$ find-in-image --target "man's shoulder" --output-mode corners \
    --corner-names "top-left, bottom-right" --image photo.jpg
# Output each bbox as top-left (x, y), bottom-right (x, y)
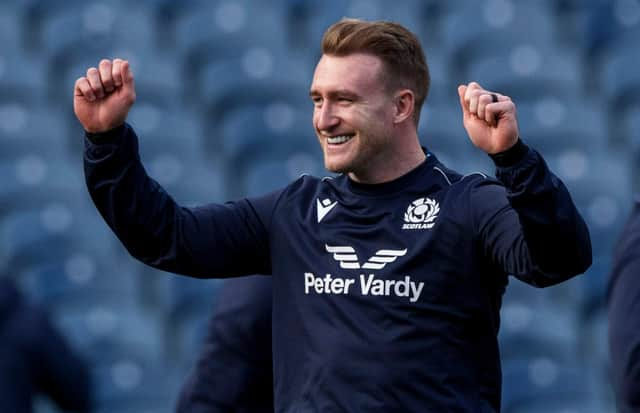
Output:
top-left (269, 173), bottom-right (343, 211)
top-left (431, 160), bottom-right (500, 191)
top-left (281, 173), bottom-right (342, 195)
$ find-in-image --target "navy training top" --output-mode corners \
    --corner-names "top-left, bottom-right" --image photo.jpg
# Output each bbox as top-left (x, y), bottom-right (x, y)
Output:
top-left (84, 124), bottom-right (591, 412)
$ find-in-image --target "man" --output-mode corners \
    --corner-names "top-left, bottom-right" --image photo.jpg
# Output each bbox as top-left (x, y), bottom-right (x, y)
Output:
top-left (608, 197), bottom-right (640, 412)
top-left (0, 276), bottom-right (93, 412)
top-left (74, 19), bottom-right (591, 412)
top-left (176, 276), bottom-right (273, 413)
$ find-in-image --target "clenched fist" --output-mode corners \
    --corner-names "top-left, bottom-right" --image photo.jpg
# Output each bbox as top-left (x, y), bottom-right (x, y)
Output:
top-left (73, 58), bottom-right (136, 133)
top-left (458, 82), bottom-right (519, 155)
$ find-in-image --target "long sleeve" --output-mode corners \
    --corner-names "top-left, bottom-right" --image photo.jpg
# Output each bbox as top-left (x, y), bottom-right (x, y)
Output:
top-left (83, 124), bottom-right (275, 278)
top-left (473, 145), bottom-right (592, 287)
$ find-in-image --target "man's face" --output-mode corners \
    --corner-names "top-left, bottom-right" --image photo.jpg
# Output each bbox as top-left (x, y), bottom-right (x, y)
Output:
top-left (309, 53), bottom-right (397, 180)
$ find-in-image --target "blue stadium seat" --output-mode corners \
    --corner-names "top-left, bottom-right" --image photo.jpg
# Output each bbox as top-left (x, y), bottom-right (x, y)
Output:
top-left (21, 0), bottom-right (94, 49)
top-left (218, 103), bottom-right (320, 196)
top-left (516, 97), bottom-right (606, 154)
top-left (0, 53), bottom-right (48, 104)
top-left (221, 104), bottom-right (315, 158)
top-left (420, 49), bottom-right (455, 106)
top-left (90, 338), bottom-right (179, 412)
top-left (419, 103), bottom-right (473, 159)
top-left (195, 51), bottom-right (311, 118)
top-left (580, 3), bottom-right (640, 63)
top-left (38, 2), bottom-right (156, 59)
top-left (0, 207), bottom-right (73, 268)
top-left (549, 0), bottom-right (612, 55)
top-left (499, 298), bottom-right (579, 360)
top-left (0, 153), bottom-right (85, 216)
top-left (126, 104), bottom-right (224, 203)
top-left (130, 105), bottom-right (202, 154)
top-left (552, 152), bottom-right (632, 253)
top-left (0, 104), bottom-right (68, 155)
top-left (600, 42), bottom-right (640, 148)
top-left (466, 47), bottom-right (583, 103)
top-left (442, 2), bottom-right (558, 79)
top-left (244, 154), bottom-right (324, 198)
top-left (502, 358), bottom-right (602, 413)
top-left (0, 3), bottom-right (23, 54)
top-left (174, 0), bottom-right (290, 80)
top-left (601, 42), bottom-right (640, 110)
top-left (621, 104), bottom-right (640, 148)
top-left (55, 293), bottom-right (163, 359)
top-left (499, 331), bottom-right (579, 367)
top-left (20, 251), bottom-right (134, 308)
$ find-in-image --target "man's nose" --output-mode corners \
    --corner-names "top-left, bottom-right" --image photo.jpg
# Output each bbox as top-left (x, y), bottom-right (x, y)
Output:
top-left (315, 103), bottom-right (340, 132)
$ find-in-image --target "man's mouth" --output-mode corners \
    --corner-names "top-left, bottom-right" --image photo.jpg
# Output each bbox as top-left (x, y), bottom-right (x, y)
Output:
top-left (327, 135), bottom-right (354, 144)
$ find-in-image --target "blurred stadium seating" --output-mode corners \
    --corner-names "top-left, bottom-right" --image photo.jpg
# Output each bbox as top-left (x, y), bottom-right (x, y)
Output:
top-left (0, 0), bottom-right (634, 411)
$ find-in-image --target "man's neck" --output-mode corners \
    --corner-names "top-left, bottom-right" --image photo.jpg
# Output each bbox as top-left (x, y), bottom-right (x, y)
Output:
top-left (348, 134), bottom-right (426, 184)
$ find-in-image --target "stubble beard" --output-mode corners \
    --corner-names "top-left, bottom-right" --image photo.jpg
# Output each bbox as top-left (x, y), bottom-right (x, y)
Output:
top-left (323, 132), bottom-right (390, 180)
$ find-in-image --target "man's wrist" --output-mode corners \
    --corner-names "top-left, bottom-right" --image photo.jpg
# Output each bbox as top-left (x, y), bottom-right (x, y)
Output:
top-left (85, 123), bottom-right (126, 144)
top-left (489, 138), bottom-right (529, 168)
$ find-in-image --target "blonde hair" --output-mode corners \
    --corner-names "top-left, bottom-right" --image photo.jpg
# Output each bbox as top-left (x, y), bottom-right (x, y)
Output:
top-left (321, 18), bottom-right (430, 124)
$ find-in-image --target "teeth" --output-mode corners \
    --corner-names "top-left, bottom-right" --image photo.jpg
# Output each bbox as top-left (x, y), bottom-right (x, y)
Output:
top-left (327, 135), bottom-right (352, 144)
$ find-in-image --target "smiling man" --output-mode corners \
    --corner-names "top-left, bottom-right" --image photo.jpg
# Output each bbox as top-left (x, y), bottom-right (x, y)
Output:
top-left (76, 19), bottom-right (591, 412)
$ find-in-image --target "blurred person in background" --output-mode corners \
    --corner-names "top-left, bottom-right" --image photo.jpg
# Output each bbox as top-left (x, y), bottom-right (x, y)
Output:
top-left (608, 196), bottom-right (640, 413)
top-left (176, 276), bottom-right (273, 413)
top-left (0, 275), bottom-right (93, 412)
top-left (74, 18), bottom-right (591, 412)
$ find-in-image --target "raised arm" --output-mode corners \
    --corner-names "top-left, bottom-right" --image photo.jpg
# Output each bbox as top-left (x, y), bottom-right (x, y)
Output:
top-left (458, 82), bottom-right (592, 286)
top-left (75, 60), bottom-right (273, 278)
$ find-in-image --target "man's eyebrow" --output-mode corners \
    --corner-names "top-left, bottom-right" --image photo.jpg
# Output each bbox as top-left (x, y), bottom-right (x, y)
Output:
top-left (309, 89), bottom-right (359, 99)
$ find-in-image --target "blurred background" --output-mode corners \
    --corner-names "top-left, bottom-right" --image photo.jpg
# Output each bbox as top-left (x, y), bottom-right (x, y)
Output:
top-left (0, 0), bottom-right (638, 411)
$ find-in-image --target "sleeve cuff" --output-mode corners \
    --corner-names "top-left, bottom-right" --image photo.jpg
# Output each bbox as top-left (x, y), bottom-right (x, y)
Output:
top-left (85, 123), bottom-right (126, 145)
top-left (489, 138), bottom-right (529, 168)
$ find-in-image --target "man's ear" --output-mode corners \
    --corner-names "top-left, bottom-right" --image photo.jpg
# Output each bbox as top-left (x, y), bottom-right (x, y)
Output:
top-left (393, 89), bottom-right (415, 124)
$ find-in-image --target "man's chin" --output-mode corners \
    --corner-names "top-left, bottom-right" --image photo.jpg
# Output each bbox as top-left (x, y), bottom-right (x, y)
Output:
top-left (323, 154), bottom-right (346, 173)
top-left (324, 163), bottom-right (346, 174)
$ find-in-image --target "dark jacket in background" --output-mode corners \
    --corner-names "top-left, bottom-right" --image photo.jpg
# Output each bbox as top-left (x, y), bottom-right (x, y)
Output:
top-left (609, 198), bottom-right (640, 413)
top-left (0, 277), bottom-right (93, 412)
top-left (176, 276), bottom-right (273, 413)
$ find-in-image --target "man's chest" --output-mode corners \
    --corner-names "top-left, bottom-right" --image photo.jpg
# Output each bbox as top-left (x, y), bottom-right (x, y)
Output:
top-left (269, 190), bottom-right (478, 306)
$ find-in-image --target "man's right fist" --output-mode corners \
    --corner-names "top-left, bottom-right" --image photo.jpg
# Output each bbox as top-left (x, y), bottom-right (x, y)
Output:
top-left (73, 58), bottom-right (136, 133)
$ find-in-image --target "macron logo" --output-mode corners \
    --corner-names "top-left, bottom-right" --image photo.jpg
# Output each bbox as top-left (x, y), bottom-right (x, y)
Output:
top-left (317, 198), bottom-right (338, 223)
top-left (325, 245), bottom-right (407, 270)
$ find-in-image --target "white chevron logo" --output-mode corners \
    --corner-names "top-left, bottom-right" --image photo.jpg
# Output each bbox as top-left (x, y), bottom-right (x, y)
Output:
top-left (317, 198), bottom-right (338, 223)
top-left (325, 245), bottom-right (407, 270)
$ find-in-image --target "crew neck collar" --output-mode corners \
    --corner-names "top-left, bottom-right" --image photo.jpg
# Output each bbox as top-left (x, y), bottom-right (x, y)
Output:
top-left (345, 149), bottom-right (437, 196)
